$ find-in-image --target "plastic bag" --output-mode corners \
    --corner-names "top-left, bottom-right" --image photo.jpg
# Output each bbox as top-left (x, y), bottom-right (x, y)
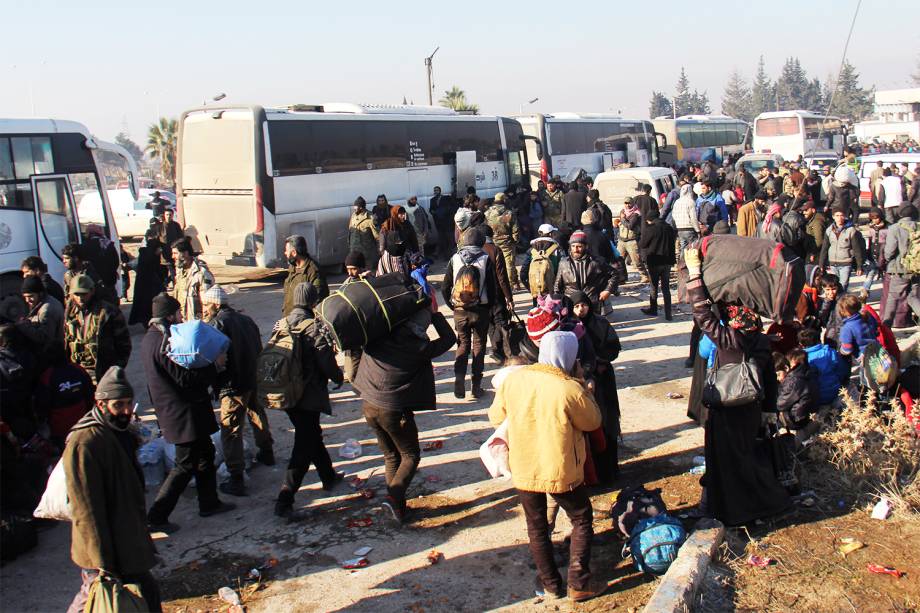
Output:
top-left (479, 421), bottom-right (511, 478)
top-left (33, 459), bottom-right (71, 521)
top-left (137, 438), bottom-right (166, 488)
top-left (167, 320), bottom-right (230, 369)
top-left (339, 439), bottom-right (362, 459)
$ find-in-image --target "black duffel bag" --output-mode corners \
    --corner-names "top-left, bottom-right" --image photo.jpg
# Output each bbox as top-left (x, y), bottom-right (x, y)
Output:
top-left (317, 273), bottom-right (429, 351)
top-left (702, 358), bottom-right (765, 409)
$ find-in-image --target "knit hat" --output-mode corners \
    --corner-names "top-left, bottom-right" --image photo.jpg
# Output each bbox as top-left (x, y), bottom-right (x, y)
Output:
top-left (526, 306), bottom-right (561, 342)
top-left (70, 274), bottom-right (95, 295)
top-left (569, 230), bottom-right (587, 245)
top-left (454, 208), bottom-right (472, 230)
top-left (21, 276), bottom-right (44, 295)
top-left (151, 293), bottom-right (181, 319)
top-left (95, 366), bottom-right (134, 400)
top-left (538, 223), bottom-right (557, 235)
top-left (537, 330), bottom-right (579, 373)
top-left (294, 282), bottom-right (319, 309)
top-left (345, 251), bottom-right (366, 268)
top-left (202, 285), bottom-right (228, 306)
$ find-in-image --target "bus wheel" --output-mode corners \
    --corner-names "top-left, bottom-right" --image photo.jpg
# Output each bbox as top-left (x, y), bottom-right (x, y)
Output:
top-left (0, 273), bottom-right (27, 323)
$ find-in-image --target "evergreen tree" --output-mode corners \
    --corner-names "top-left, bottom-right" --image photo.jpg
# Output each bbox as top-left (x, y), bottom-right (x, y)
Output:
top-left (721, 69), bottom-right (753, 122)
top-left (690, 90), bottom-right (711, 115)
top-left (802, 77), bottom-right (826, 113)
top-left (674, 67), bottom-right (693, 116)
top-left (828, 60), bottom-right (874, 122)
top-left (648, 91), bottom-right (673, 118)
top-left (114, 132), bottom-right (143, 163)
top-left (751, 56), bottom-right (774, 117)
top-left (775, 57), bottom-right (811, 110)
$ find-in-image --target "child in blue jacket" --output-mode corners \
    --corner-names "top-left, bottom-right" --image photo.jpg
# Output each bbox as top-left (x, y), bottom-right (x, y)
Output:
top-left (797, 327), bottom-right (847, 406)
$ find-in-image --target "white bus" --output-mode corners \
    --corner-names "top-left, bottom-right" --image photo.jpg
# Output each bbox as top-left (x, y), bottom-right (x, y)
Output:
top-left (516, 113), bottom-right (664, 188)
top-left (752, 110), bottom-right (846, 161)
top-left (0, 119), bottom-right (131, 316)
top-left (652, 115), bottom-right (750, 165)
top-left (177, 103), bottom-right (529, 268)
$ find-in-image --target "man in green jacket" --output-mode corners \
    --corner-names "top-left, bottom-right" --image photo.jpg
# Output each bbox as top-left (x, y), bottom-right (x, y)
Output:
top-left (282, 235), bottom-right (328, 317)
top-left (64, 366), bottom-right (161, 612)
top-left (64, 275), bottom-right (132, 385)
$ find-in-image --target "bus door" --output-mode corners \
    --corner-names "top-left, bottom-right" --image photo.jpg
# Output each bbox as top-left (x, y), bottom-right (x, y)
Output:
top-left (29, 174), bottom-right (80, 282)
top-left (455, 151), bottom-right (476, 195)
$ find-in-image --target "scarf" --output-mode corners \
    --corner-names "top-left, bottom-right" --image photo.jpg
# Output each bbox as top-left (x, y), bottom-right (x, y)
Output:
top-left (622, 202), bottom-right (639, 220)
top-left (762, 203), bottom-right (783, 235)
top-left (726, 305), bottom-right (762, 332)
top-left (537, 330), bottom-right (578, 373)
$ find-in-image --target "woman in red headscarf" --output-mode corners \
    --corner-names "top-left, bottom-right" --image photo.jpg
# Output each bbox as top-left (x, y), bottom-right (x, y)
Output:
top-left (379, 205), bottom-right (419, 255)
top-left (683, 247), bottom-right (790, 526)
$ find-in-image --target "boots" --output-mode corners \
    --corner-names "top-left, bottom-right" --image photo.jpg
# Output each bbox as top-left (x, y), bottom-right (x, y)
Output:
top-left (471, 376), bottom-right (484, 399)
top-left (454, 378), bottom-right (465, 399)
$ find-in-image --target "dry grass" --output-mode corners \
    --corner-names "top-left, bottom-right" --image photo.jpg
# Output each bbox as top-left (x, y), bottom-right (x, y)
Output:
top-left (805, 393), bottom-right (920, 517)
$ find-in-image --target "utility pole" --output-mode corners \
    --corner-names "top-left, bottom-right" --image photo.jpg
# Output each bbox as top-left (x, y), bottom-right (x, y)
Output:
top-left (424, 46), bottom-right (439, 106)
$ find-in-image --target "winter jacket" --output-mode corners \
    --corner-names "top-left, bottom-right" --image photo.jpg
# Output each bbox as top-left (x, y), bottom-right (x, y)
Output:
top-left (63, 297), bottom-right (132, 385)
top-left (553, 254), bottom-right (617, 306)
top-left (353, 311), bottom-right (456, 412)
top-left (826, 182), bottom-right (859, 212)
top-left (284, 313), bottom-right (343, 415)
top-left (173, 258), bottom-right (214, 321)
top-left (406, 204), bottom-right (431, 238)
top-left (488, 363), bottom-right (602, 494)
top-left (757, 219), bottom-right (783, 242)
top-left (582, 223), bottom-right (614, 264)
top-left (482, 241), bottom-right (513, 304)
top-left (805, 212), bottom-right (828, 262)
top-left (736, 202), bottom-right (762, 238)
top-left (562, 190), bottom-right (587, 227)
top-left (780, 209), bottom-right (808, 258)
top-left (282, 257), bottom-right (328, 317)
top-left (638, 219), bottom-right (677, 267)
top-left (141, 320), bottom-right (218, 445)
top-left (839, 313), bottom-right (878, 358)
top-left (776, 364), bottom-right (817, 425)
top-left (63, 410), bottom-right (156, 575)
top-left (817, 297), bottom-right (843, 349)
top-left (634, 194), bottom-right (658, 222)
top-left (804, 343), bottom-right (848, 405)
top-left (33, 360), bottom-right (94, 442)
top-left (735, 169), bottom-right (759, 200)
top-left (209, 306), bottom-right (262, 397)
top-left (348, 209), bottom-right (379, 265)
top-left (671, 186), bottom-right (700, 232)
top-left (818, 222), bottom-right (865, 268)
top-left (18, 294), bottom-right (64, 352)
top-left (865, 223), bottom-right (888, 266)
top-left (429, 194), bottom-right (457, 226)
top-left (884, 219), bottom-right (917, 275)
top-left (543, 190), bottom-right (564, 226)
top-left (442, 246), bottom-right (498, 309)
top-left (695, 193), bottom-right (722, 232)
top-left (485, 203), bottom-right (519, 244)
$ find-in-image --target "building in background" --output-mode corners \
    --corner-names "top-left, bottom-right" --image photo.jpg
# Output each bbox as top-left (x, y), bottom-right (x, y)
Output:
top-left (852, 88), bottom-right (920, 143)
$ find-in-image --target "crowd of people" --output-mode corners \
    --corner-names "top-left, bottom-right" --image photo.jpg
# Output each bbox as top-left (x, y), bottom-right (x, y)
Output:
top-left (1, 146), bottom-right (919, 608)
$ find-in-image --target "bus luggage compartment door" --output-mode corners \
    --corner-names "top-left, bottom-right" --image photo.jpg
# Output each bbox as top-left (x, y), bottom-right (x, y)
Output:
top-left (455, 151), bottom-right (476, 196)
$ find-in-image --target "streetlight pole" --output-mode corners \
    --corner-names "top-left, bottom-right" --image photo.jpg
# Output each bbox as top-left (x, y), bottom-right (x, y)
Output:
top-left (424, 47), bottom-right (439, 106)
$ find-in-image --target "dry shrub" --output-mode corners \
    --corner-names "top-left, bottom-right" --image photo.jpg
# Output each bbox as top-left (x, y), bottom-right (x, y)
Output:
top-left (805, 393), bottom-right (920, 515)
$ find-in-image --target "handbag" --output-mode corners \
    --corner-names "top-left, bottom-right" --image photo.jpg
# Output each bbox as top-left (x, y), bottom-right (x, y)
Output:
top-left (702, 358), bottom-right (765, 409)
top-left (84, 573), bottom-right (148, 613)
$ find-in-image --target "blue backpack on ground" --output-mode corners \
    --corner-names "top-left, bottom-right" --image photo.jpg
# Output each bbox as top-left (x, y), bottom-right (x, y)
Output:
top-left (168, 320), bottom-right (230, 368)
top-left (625, 514), bottom-right (687, 575)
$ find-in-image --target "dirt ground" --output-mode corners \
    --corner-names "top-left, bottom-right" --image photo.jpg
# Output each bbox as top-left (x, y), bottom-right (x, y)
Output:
top-left (0, 259), bottom-right (915, 612)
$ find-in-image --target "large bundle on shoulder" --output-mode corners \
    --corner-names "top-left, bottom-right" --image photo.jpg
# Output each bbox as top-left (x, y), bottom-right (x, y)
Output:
top-left (167, 320), bottom-right (230, 368)
top-left (317, 273), bottom-right (429, 351)
top-left (684, 234), bottom-right (805, 322)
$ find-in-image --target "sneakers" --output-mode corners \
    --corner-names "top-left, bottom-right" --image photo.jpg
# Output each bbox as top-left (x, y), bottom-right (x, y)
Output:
top-left (219, 476), bottom-right (247, 497)
top-left (255, 448), bottom-right (276, 467)
top-left (322, 472), bottom-right (345, 491)
top-left (567, 584), bottom-right (608, 602)
top-left (453, 379), bottom-right (465, 399)
top-left (199, 501), bottom-right (237, 518)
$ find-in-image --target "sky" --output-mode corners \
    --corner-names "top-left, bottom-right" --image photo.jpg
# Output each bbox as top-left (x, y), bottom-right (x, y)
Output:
top-left (3, 0), bottom-right (918, 147)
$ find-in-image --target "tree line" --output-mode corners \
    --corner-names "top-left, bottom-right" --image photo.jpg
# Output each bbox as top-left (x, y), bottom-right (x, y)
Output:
top-left (649, 57), bottom-right (874, 124)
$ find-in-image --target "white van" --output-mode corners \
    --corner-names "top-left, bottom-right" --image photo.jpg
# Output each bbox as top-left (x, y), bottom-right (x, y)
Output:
top-left (856, 153), bottom-right (920, 204)
top-left (593, 167), bottom-right (679, 217)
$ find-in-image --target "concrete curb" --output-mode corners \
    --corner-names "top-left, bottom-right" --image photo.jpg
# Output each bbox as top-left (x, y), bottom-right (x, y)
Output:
top-left (642, 518), bottom-right (725, 613)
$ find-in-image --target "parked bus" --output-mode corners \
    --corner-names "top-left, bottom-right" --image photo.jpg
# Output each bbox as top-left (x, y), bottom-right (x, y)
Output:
top-left (515, 113), bottom-right (664, 188)
top-left (752, 110), bottom-right (846, 161)
top-left (652, 115), bottom-right (749, 165)
top-left (177, 103), bottom-right (529, 268)
top-left (0, 118), bottom-right (132, 317)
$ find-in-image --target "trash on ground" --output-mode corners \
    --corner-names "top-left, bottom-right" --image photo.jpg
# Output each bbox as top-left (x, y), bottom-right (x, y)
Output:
top-left (347, 517), bottom-right (373, 528)
top-left (348, 476), bottom-right (367, 489)
top-left (339, 439), bottom-right (362, 459)
top-left (665, 392), bottom-right (684, 399)
top-left (838, 540), bottom-right (865, 556)
top-left (689, 465), bottom-right (706, 475)
top-left (260, 557), bottom-right (278, 570)
top-left (218, 586), bottom-right (241, 606)
top-left (866, 563), bottom-right (905, 578)
top-left (358, 488), bottom-right (375, 499)
top-left (423, 440), bottom-right (444, 451)
top-left (871, 497), bottom-right (892, 520)
top-left (342, 556), bottom-right (369, 569)
top-left (353, 546), bottom-right (373, 556)
top-left (248, 568), bottom-right (261, 580)
top-left (427, 550), bottom-right (443, 565)
top-left (747, 555), bottom-right (776, 568)
top-left (426, 475), bottom-right (441, 483)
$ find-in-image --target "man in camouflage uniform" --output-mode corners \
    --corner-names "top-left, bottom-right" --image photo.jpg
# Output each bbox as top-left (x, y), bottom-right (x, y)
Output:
top-left (64, 274), bottom-right (132, 385)
top-left (171, 238), bottom-right (215, 322)
top-left (348, 197), bottom-right (379, 272)
top-left (62, 243), bottom-right (117, 307)
top-left (486, 193), bottom-right (521, 289)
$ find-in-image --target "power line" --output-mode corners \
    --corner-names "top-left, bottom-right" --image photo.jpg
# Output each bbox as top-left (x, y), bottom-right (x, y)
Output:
top-left (817, 0), bottom-right (862, 148)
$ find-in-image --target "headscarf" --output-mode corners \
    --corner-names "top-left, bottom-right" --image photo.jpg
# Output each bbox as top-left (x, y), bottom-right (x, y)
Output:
top-left (381, 206), bottom-right (405, 232)
top-left (761, 203), bottom-right (783, 235)
top-left (622, 198), bottom-right (639, 220)
top-left (537, 330), bottom-right (579, 373)
top-left (726, 305), bottom-right (762, 333)
top-left (569, 291), bottom-right (591, 308)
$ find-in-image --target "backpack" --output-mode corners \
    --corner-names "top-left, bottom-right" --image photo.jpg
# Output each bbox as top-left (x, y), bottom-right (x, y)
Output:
top-left (451, 253), bottom-right (488, 309)
top-left (610, 485), bottom-right (669, 539)
top-left (897, 222), bottom-right (920, 275)
top-left (528, 244), bottom-right (558, 298)
top-left (625, 514), bottom-right (687, 575)
top-left (255, 319), bottom-right (308, 410)
top-left (862, 341), bottom-right (898, 393)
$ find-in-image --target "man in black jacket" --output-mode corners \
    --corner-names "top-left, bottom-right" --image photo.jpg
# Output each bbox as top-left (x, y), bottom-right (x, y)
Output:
top-left (562, 183), bottom-right (587, 230)
top-left (553, 231), bottom-right (616, 313)
top-left (429, 186), bottom-right (458, 259)
top-left (143, 293), bottom-right (235, 530)
top-left (353, 309), bottom-right (456, 523)
top-left (442, 230), bottom-right (498, 399)
top-left (638, 210), bottom-right (676, 320)
top-left (633, 183), bottom-right (659, 223)
top-left (203, 286), bottom-right (274, 497)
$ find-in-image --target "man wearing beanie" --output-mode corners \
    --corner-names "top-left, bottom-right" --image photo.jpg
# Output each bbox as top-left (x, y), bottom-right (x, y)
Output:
top-left (203, 286), bottom-right (275, 496)
top-left (63, 366), bottom-right (162, 612)
top-left (18, 274), bottom-right (64, 353)
top-left (882, 204), bottom-right (920, 326)
top-left (553, 231), bottom-right (617, 313)
top-left (142, 292), bottom-right (234, 529)
top-left (63, 274), bottom-right (132, 385)
top-left (638, 209), bottom-right (676, 320)
top-left (349, 196), bottom-right (379, 272)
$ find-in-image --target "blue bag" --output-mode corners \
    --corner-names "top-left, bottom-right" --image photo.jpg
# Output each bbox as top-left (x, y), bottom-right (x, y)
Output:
top-left (625, 514), bottom-right (687, 575)
top-left (167, 321), bottom-right (230, 368)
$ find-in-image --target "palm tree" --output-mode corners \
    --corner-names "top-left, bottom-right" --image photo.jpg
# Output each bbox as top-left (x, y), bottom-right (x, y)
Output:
top-left (438, 86), bottom-right (479, 114)
top-left (146, 117), bottom-right (178, 187)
